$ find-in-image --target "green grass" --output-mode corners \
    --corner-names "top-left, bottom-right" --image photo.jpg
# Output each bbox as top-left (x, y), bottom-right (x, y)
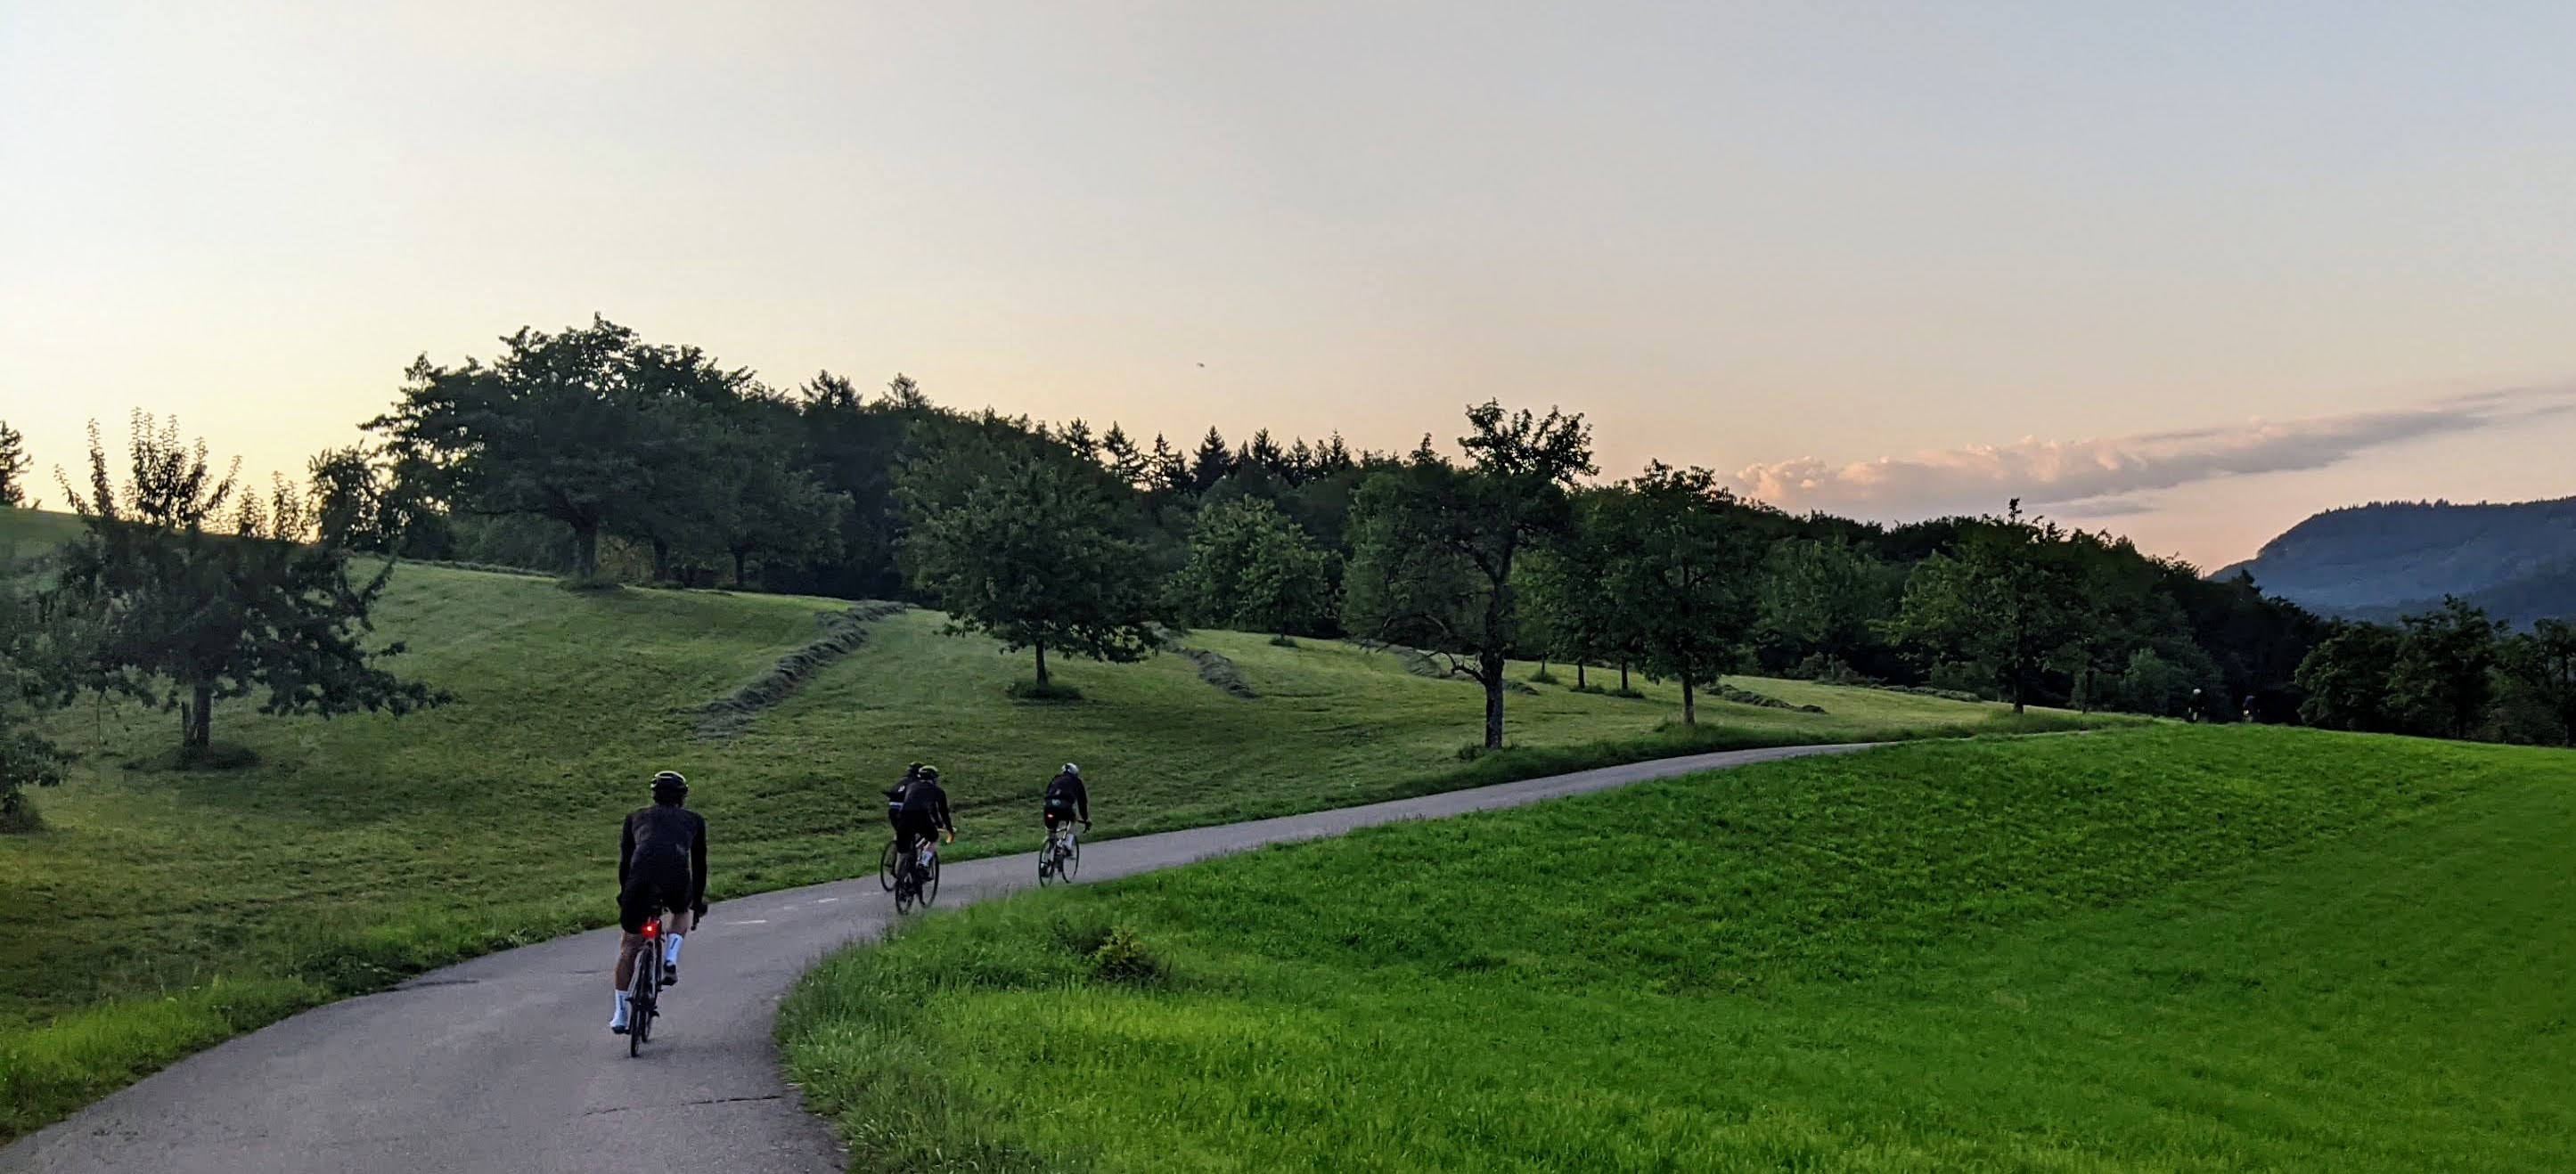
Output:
top-left (778, 726), bottom-right (2576, 1172)
top-left (0, 507), bottom-right (2109, 1140)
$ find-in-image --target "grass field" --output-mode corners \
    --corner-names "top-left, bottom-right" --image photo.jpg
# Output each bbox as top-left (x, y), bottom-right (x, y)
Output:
top-left (0, 508), bottom-right (2100, 1140)
top-left (779, 726), bottom-right (2576, 1172)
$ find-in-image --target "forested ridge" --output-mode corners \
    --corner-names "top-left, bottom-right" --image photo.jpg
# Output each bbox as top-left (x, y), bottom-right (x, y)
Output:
top-left (2220, 496), bottom-right (2576, 623)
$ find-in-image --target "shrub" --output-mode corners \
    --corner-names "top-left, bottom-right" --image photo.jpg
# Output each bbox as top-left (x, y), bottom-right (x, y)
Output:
top-left (1531, 666), bottom-right (1561, 685)
top-left (1269, 633), bottom-right (1300, 648)
top-left (1007, 679), bottom-right (1084, 702)
top-left (1088, 925), bottom-right (1165, 985)
top-left (1791, 654), bottom-right (1876, 686)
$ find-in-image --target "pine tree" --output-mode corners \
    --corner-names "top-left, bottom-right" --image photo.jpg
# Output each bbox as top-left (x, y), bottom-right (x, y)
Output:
top-left (0, 420), bottom-right (30, 508)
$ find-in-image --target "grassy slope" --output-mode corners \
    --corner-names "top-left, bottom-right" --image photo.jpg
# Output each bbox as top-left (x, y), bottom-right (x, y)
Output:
top-left (0, 507), bottom-right (2088, 1138)
top-left (779, 726), bottom-right (2576, 1172)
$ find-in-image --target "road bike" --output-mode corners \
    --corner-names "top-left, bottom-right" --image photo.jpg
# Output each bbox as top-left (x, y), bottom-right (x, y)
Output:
top-left (626, 916), bottom-right (668, 1056)
top-left (893, 836), bottom-right (941, 913)
top-left (1038, 820), bottom-right (1082, 885)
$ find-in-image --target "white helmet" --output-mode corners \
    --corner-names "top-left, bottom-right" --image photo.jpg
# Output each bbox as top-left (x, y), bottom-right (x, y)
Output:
top-left (1061, 762), bottom-right (1080, 776)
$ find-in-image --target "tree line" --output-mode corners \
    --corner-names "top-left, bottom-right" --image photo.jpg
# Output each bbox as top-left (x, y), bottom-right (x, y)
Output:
top-left (2294, 599), bottom-right (2576, 746)
top-left (308, 318), bottom-right (2337, 745)
top-left (5, 313), bottom-right (2560, 825)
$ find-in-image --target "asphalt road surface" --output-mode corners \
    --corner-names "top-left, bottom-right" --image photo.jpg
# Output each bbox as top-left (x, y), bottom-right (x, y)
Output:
top-left (3, 741), bottom-right (1875, 1174)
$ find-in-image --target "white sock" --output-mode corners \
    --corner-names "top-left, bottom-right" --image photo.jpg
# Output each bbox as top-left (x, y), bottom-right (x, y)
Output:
top-left (611, 991), bottom-right (631, 1027)
top-left (664, 934), bottom-right (683, 967)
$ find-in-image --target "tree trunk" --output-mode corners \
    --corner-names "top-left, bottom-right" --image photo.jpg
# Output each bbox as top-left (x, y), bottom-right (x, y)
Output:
top-left (651, 538), bottom-right (673, 583)
top-left (1034, 641), bottom-right (1050, 686)
top-left (573, 523), bottom-right (600, 581)
top-left (732, 550), bottom-right (749, 587)
top-left (1619, 660), bottom-right (1631, 692)
top-left (1577, 663), bottom-right (1588, 689)
top-left (1481, 652), bottom-right (1506, 748)
top-left (1681, 673), bottom-right (1697, 725)
top-left (186, 681), bottom-right (213, 751)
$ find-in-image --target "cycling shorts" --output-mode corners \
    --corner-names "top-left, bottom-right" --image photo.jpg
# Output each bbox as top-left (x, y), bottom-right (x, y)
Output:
top-left (618, 868), bottom-right (691, 934)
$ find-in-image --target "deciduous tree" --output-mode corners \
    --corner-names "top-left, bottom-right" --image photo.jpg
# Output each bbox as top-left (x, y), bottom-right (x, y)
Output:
top-left (55, 415), bottom-right (445, 756)
top-left (1608, 464), bottom-right (1762, 724)
top-left (2387, 597), bottom-right (2498, 738)
top-left (367, 317), bottom-right (739, 582)
top-left (1166, 497), bottom-right (1336, 634)
top-left (897, 417), bottom-right (1160, 687)
top-left (1886, 501), bottom-right (2085, 713)
top-left (1344, 402), bottom-right (1593, 747)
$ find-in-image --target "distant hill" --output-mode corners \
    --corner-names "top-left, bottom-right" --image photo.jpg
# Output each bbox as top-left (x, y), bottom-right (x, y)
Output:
top-left (2216, 497), bottom-right (2576, 624)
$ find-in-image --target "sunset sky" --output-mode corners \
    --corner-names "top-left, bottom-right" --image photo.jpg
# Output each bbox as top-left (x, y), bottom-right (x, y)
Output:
top-left (6, 2), bottom-right (2575, 568)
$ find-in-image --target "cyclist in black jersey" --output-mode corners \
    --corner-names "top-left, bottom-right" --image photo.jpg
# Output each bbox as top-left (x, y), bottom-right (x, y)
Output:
top-left (894, 765), bottom-right (953, 873)
top-left (1043, 762), bottom-right (1090, 833)
top-left (611, 771), bottom-right (707, 1035)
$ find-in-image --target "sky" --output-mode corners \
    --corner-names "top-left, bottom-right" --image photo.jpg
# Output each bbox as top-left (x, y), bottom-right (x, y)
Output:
top-left (5, 1), bottom-right (2575, 569)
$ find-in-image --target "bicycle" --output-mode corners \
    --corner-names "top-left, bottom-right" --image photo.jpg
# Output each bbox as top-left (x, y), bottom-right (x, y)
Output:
top-left (1038, 820), bottom-right (1083, 885)
top-left (626, 915), bottom-right (668, 1056)
top-left (893, 835), bottom-right (941, 913)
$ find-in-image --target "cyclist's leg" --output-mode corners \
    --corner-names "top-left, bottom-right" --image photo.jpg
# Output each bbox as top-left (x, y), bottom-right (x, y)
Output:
top-left (611, 888), bottom-right (650, 1030)
top-left (659, 885), bottom-right (693, 974)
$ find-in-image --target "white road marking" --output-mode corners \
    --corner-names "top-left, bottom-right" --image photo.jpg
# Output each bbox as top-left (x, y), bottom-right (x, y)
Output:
top-left (726, 919), bottom-right (771, 925)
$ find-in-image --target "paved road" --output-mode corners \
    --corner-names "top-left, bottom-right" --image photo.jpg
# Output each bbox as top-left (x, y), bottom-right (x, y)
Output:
top-left (3, 742), bottom-right (1876, 1174)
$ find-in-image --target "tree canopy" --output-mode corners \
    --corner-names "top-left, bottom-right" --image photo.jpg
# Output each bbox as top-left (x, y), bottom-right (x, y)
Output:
top-left (896, 416), bottom-right (1161, 687)
top-left (53, 415), bottom-right (446, 756)
top-left (1345, 402), bottom-right (1594, 748)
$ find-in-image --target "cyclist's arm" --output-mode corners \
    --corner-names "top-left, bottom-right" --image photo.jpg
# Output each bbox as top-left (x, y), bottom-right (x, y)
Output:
top-left (936, 790), bottom-right (953, 833)
top-left (617, 814), bottom-right (634, 890)
top-left (689, 817), bottom-right (709, 913)
top-left (1075, 779), bottom-right (1089, 823)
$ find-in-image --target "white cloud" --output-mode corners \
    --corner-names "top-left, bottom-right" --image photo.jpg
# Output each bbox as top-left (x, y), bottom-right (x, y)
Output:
top-left (1730, 385), bottom-right (2576, 520)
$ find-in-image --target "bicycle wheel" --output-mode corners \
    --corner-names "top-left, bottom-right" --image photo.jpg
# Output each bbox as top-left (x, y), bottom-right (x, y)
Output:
top-left (1061, 837), bottom-right (1079, 883)
top-left (894, 860), bottom-right (917, 914)
top-left (1039, 835), bottom-right (1060, 885)
top-left (879, 839), bottom-right (900, 891)
top-left (920, 853), bottom-right (940, 908)
top-left (627, 954), bottom-right (652, 1056)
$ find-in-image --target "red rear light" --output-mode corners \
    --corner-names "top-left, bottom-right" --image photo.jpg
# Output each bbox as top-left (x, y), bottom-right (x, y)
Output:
top-left (642, 920), bottom-right (659, 938)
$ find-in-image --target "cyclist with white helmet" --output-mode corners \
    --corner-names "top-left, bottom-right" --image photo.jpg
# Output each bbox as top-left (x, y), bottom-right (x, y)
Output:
top-left (1043, 762), bottom-right (1091, 836)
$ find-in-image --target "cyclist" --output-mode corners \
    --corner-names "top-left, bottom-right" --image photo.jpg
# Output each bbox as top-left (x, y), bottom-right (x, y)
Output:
top-left (612, 770), bottom-right (707, 1035)
top-left (1043, 762), bottom-right (1091, 840)
top-left (894, 764), bottom-right (953, 881)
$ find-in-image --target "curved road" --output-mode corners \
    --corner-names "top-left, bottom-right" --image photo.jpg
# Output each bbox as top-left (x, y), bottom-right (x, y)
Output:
top-left (3, 742), bottom-right (1873, 1174)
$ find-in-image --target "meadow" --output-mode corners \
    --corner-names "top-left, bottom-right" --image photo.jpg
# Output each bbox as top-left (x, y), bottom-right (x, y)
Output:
top-left (0, 509), bottom-right (2094, 1139)
top-left (780, 725), bottom-right (2576, 1172)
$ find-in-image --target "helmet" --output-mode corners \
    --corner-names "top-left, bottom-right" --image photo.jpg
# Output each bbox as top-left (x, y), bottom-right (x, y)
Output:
top-left (917, 765), bottom-right (939, 782)
top-left (1061, 762), bottom-right (1080, 776)
top-left (650, 770), bottom-right (688, 796)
